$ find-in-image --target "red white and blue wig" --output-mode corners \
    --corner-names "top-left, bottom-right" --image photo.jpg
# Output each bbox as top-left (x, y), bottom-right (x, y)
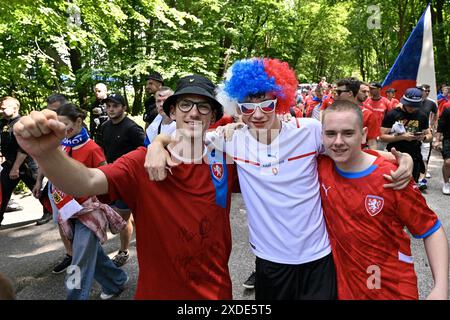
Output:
top-left (222, 58), bottom-right (298, 115)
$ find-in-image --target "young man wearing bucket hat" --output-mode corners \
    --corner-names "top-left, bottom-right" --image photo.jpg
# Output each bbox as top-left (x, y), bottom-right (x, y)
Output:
top-left (380, 88), bottom-right (433, 182)
top-left (12, 75), bottom-right (238, 300)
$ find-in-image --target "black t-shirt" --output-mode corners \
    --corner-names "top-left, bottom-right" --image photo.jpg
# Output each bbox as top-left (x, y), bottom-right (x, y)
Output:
top-left (0, 116), bottom-right (34, 167)
top-left (381, 108), bottom-right (429, 156)
top-left (437, 107), bottom-right (450, 140)
top-left (421, 99), bottom-right (438, 118)
top-left (143, 96), bottom-right (158, 124)
top-left (99, 116), bottom-right (145, 163)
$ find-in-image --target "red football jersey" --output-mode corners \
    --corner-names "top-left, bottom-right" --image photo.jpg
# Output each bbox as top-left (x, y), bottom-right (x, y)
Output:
top-left (62, 139), bottom-right (105, 203)
top-left (209, 114), bottom-right (234, 129)
top-left (99, 147), bottom-right (238, 299)
top-left (365, 97), bottom-right (391, 130)
top-left (62, 139), bottom-right (106, 168)
top-left (318, 155), bottom-right (440, 300)
top-left (361, 106), bottom-right (380, 141)
top-left (438, 99), bottom-right (450, 118)
top-left (320, 96), bottom-right (335, 111)
top-left (388, 98), bottom-right (400, 110)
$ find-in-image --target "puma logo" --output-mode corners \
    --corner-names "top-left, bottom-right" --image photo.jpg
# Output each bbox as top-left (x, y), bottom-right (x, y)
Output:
top-left (321, 183), bottom-right (331, 197)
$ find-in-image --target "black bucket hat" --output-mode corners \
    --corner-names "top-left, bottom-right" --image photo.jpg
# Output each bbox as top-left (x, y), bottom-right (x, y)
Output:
top-left (163, 74), bottom-right (223, 120)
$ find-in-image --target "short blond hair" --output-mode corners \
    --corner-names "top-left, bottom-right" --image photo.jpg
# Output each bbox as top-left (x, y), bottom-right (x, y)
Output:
top-left (322, 100), bottom-right (363, 131)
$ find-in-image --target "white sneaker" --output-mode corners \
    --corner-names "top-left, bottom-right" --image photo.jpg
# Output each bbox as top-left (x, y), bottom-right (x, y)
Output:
top-left (425, 172), bottom-right (431, 178)
top-left (100, 275), bottom-right (129, 300)
top-left (442, 183), bottom-right (450, 195)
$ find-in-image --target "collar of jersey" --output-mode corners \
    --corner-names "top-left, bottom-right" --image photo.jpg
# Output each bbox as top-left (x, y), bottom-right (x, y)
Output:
top-left (243, 120), bottom-right (284, 147)
top-left (334, 163), bottom-right (378, 179)
top-left (167, 144), bottom-right (207, 164)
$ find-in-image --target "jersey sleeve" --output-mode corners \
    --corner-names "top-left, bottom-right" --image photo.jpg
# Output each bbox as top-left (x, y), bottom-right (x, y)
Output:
top-left (311, 119), bottom-right (325, 155)
top-left (129, 123), bottom-right (146, 149)
top-left (420, 113), bottom-right (430, 130)
top-left (97, 148), bottom-right (145, 210)
top-left (90, 144), bottom-right (106, 167)
top-left (394, 180), bottom-right (440, 239)
top-left (431, 101), bottom-right (438, 114)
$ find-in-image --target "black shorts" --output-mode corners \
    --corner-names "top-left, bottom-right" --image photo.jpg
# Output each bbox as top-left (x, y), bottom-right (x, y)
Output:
top-left (255, 253), bottom-right (337, 300)
top-left (442, 139), bottom-right (450, 160)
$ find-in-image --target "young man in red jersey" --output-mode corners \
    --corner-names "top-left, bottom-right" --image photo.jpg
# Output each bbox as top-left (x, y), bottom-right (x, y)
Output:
top-left (385, 88), bottom-right (399, 110)
top-left (12, 75), bottom-right (239, 300)
top-left (364, 81), bottom-right (391, 130)
top-left (319, 99), bottom-right (449, 300)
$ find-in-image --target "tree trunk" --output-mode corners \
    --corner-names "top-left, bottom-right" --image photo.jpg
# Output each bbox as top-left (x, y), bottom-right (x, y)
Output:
top-left (69, 47), bottom-right (89, 110)
top-left (396, 0), bottom-right (409, 52)
top-left (433, 0), bottom-right (448, 85)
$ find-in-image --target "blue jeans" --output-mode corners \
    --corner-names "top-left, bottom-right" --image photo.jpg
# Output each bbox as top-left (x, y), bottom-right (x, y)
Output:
top-left (66, 220), bottom-right (128, 300)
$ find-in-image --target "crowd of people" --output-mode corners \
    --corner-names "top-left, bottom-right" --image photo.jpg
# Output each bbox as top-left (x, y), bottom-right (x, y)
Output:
top-left (0, 57), bottom-right (449, 301)
top-left (293, 79), bottom-right (450, 194)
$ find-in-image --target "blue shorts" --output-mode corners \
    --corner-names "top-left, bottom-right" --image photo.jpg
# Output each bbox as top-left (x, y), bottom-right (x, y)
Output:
top-left (110, 199), bottom-right (129, 210)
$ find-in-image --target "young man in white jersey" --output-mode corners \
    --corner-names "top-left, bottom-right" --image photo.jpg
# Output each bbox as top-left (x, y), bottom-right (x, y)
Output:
top-left (146, 58), bottom-right (413, 300)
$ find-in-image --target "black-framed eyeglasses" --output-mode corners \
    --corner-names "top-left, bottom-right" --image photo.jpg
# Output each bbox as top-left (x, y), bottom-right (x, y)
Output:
top-left (176, 99), bottom-right (212, 115)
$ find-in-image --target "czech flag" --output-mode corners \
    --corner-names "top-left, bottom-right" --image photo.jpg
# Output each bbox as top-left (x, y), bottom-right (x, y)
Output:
top-left (382, 3), bottom-right (437, 102)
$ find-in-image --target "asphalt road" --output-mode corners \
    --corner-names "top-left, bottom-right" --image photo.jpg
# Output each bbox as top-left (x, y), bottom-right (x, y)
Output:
top-left (0, 150), bottom-right (449, 300)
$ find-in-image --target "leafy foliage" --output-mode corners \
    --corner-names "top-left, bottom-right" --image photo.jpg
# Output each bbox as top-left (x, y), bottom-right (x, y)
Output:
top-left (0, 0), bottom-right (448, 115)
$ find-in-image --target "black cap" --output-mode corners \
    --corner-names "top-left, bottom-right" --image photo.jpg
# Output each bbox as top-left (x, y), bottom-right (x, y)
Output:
top-left (104, 93), bottom-right (126, 106)
top-left (400, 88), bottom-right (423, 108)
top-left (147, 72), bottom-right (164, 85)
top-left (369, 81), bottom-right (382, 89)
top-left (163, 75), bottom-right (223, 120)
top-left (386, 88), bottom-right (396, 93)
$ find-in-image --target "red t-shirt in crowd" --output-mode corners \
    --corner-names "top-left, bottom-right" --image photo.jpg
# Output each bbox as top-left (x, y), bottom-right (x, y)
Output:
top-left (98, 147), bottom-right (238, 300)
top-left (364, 97), bottom-right (391, 130)
top-left (318, 155), bottom-right (440, 300)
top-left (438, 99), bottom-right (450, 118)
top-left (361, 106), bottom-right (380, 141)
top-left (62, 139), bottom-right (105, 203)
top-left (320, 96), bottom-right (335, 111)
top-left (305, 98), bottom-right (321, 118)
top-left (209, 114), bottom-right (234, 129)
top-left (290, 106), bottom-right (304, 118)
top-left (388, 98), bottom-right (400, 110)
